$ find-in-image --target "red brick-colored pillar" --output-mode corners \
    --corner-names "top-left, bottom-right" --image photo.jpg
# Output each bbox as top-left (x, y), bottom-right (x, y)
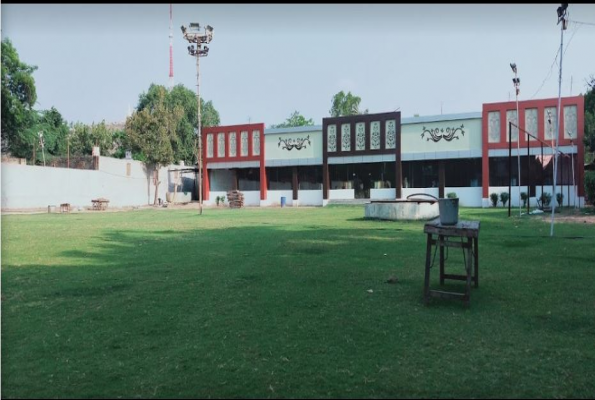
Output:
top-left (203, 165), bottom-right (210, 201)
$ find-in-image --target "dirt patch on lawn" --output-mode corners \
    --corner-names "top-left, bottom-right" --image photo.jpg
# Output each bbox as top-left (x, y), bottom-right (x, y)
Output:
top-left (538, 206), bottom-right (595, 224)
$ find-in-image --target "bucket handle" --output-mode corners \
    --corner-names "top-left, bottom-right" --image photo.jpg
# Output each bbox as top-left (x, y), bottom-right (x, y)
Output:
top-left (406, 193), bottom-right (439, 202)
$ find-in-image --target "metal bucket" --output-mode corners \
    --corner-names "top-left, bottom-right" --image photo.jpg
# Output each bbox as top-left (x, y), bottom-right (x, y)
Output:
top-left (438, 198), bottom-right (459, 225)
top-left (406, 193), bottom-right (459, 225)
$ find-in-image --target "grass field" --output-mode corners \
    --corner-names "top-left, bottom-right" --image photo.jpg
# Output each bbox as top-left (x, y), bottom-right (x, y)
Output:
top-left (2, 206), bottom-right (595, 398)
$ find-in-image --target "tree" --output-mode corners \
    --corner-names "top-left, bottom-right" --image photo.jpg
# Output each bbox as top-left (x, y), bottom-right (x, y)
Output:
top-left (270, 111), bottom-right (314, 128)
top-left (125, 86), bottom-right (184, 205)
top-left (1, 38), bottom-right (38, 155)
top-left (69, 120), bottom-right (115, 157)
top-left (136, 83), bottom-right (220, 165)
top-left (329, 91), bottom-right (368, 117)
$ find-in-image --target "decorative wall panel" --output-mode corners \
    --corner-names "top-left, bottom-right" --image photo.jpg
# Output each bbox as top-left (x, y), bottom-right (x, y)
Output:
top-left (217, 133), bottom-right (225, 158)
top-left (241, 131), bottom-right (249, 156)
top-left (544, 107), bottom-right (557, 140)
top-left (488, 111), bottom-right (500, 143)
top-left (252, 130), bottom-right (260, 156)
top-left (524, 108), bottom-right (537, 141)
top-left (341, 124), bottom-right (351, 152)
top-left (355, 122), bottom-right (366, 151)
top-left (327, 125), bottom-right (337, 152)
top-left (207, 134), bottom-right (214, 158)
top-left (385, 120), bottom-right (396, 149)
top-left (564, 105), bottom-right (577, 139)
top-left (229, 132), bottom-right (237, 157)
top-left (370, 121), bottom-right (381, 150)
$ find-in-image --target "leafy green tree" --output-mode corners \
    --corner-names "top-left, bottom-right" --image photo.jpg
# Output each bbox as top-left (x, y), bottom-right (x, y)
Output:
top-left (1, 38), bottom-right (38, 156)
top-left (329, 91), bottom-right (368, 117)
top-left (69, 120), bottom-right (114, 157)
top-left (126, 86), bottom-right (184, 204)
top-left (111, 129), bottom-right (129, 159)
top-left (270, 111), bottom-right (314, 128)
top-left (136, 84), bottom-right (220, 164)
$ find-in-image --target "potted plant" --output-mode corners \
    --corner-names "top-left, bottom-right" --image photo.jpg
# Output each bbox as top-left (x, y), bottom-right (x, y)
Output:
top-left (216, 196), bottom-right (221, 206)
top-left (447, 192), bottom-right (458, 199)
top-left (500, 192), bottom-right (509, 207)
top-left (490, 192), bottom-right (499, 207)
top-left (520, 192), bottom-right (528, 208)
top-left (220, 196), bottom-right (226, 206)
top-left (556, 193), bottom-right (564, 207)
top-left (540, 192), bottom-right (552, 209)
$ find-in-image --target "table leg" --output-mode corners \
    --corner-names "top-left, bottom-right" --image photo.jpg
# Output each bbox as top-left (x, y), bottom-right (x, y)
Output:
top-left (439, 234), bottom-right (444, 286)
top-left (474, 237), bottom-right (479, 288)
top-left (424, 233), bottom-right (432, 305)
top-left (465, 238), bottom-right (472, 307)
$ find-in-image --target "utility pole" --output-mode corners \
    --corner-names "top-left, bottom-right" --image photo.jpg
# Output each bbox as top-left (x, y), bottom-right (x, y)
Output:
top-left (182, 22), bottom-right (214, 215)
top-left (511, 63), bottom-right (521, 217)
top-left (38, 131), bottom-right (46, 167)
top-left (551, 3), bottom-right (568, 237)
top-left (67, 127), bottom-right (73, 169)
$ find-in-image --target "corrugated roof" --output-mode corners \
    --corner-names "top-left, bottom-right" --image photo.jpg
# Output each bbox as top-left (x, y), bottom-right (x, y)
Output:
top-left (401, 112), bottom-right (482, 124)
top-left (264, 125), bottom-right (322, 135)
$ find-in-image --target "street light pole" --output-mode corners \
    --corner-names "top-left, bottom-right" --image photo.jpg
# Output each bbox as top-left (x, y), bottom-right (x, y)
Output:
top-left (551, 3), bottom-right (568, 237)
top-left (196, 45), bottom-right (202, 215)
top-left (182, 23), bottom-right (213, 216)
top-left (38, 131), bottom-right (46, 167)
top-left (511, 63), bottom-right (521, 217)
top-left (67, 127), bottom-right (73, 169)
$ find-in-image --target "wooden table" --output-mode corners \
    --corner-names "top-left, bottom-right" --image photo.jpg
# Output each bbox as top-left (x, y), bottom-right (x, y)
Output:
top-left (92, 198), bottom-right (109, 211)
top-left (423, 219), bottom-right (480, 306)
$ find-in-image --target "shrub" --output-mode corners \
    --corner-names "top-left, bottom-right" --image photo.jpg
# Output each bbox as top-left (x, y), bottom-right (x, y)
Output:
top-left (520, 192), bottom-right (528, 208)
top-left (556, 192), bottom-right (564, 207)
top-left (220, 196), bottom-right (225, 205)
top-left (540, 192), bottom-right (552, 207)
top-left (490, 192), bottom-right (499, 207)
top-left (500, 192), bottom-right (510, 207)
top-left (585, 170), bottom-right (595, 205)
top-left (447, 192), bottom-right (458, 199)
top-left (216, 196), bottom-right (221, 206)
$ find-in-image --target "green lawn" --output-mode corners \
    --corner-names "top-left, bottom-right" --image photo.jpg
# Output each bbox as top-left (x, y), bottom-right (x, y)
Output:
top-left (2, 206), bottom-right (595, 398)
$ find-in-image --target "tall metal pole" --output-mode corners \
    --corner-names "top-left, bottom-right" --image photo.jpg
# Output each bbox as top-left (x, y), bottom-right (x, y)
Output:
top-left (513, 66), bottom-right (521, 216)
top-left (527, 131), bottom-right (530, 213)
top-left (182, 23), bottom-right (213, 215)
top-left (571, 141), bottom-right (577, 209)
top-left (39, 131), bottom-right (46, 167)
top-left (541, 142), bottom-right (544, 204)
top-left (508, 121), bottom-right (512, 217)
top-left (550, 5), bottom-right (566, 237)
top-left (196, 50), bottom-right (203, 215)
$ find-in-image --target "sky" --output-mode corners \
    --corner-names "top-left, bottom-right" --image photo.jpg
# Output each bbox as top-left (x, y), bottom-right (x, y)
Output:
top-left (2, 4), bottom-right (595, 127)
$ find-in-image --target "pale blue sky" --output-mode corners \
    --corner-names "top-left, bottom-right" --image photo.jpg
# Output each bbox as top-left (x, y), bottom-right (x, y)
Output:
top-left (2, 4), bottom-right (594, 127)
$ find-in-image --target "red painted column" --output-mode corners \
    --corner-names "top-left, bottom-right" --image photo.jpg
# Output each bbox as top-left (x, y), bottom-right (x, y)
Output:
top-left (203, 165), bottom-right (210, 201)
top-left (259, 128), bottom-right (267, 201)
